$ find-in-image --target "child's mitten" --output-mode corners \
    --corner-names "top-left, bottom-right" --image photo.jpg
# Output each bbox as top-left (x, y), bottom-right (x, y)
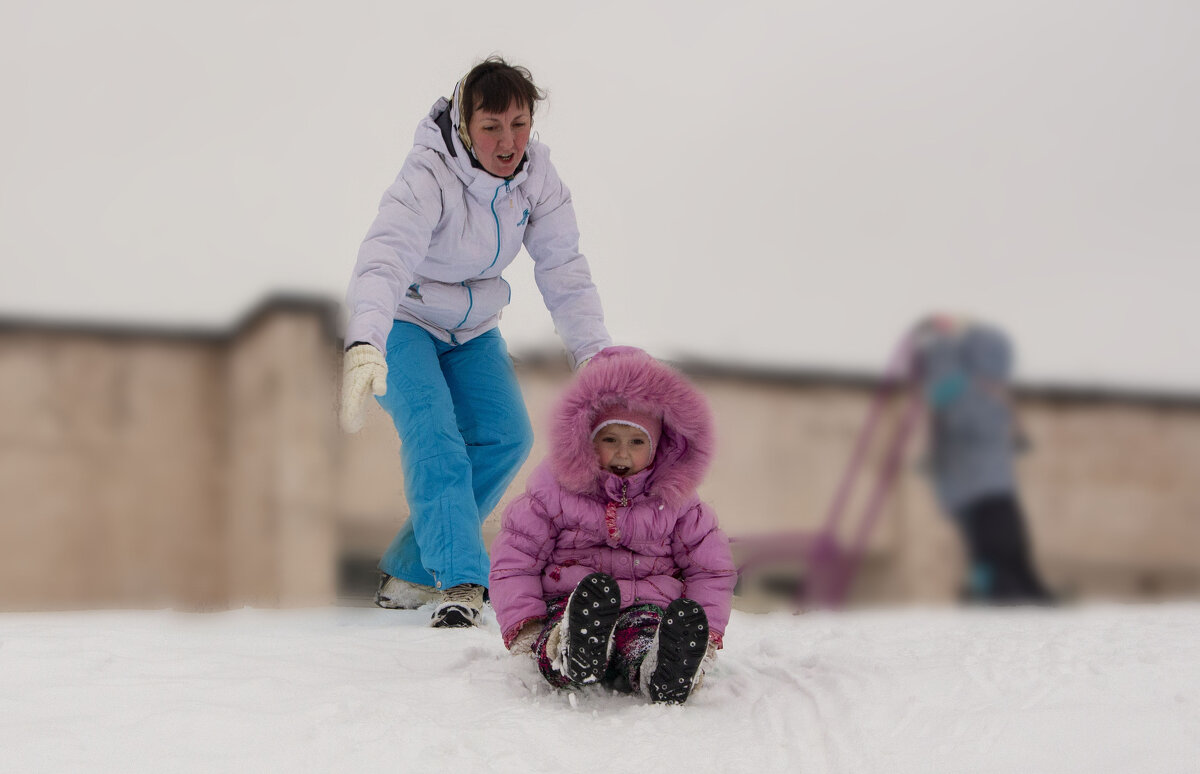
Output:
top-left (692, 639), bottom-right (720, 692)
top-left (508, 619), bottom-right (544, 655)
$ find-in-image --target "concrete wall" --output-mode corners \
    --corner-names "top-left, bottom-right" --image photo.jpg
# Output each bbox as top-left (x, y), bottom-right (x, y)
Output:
top-left (224, 307), bottom-right (339, 607)
top-left (1022, 398), bottom-right (1200, 597)
top-left (0, 301), bottom-right (340, 610)
top-left (3, 298), bottom-right (1198, 610)
top-left (0, 330), bottom-right (226, 609)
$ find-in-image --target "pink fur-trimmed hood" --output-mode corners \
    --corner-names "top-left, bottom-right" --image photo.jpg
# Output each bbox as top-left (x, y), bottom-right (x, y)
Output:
top-left (550, 346), bottom-right (713, 507)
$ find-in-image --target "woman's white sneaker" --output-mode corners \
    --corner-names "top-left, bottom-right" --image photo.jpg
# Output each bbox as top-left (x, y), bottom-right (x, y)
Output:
top-left (430, 583), bottom-right (485, 628)
top-left (374, 574), bottom-right (441, 609)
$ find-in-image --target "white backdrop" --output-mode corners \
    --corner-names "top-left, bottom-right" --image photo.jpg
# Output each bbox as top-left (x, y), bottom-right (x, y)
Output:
top-left (3, 0), bottom-right (1197, 389)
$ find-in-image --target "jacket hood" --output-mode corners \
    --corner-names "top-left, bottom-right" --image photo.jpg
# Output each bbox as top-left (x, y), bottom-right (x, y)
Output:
top-left (960, 325), bottom-right (1013, 381)
top-left (412, 95), bottom-right (479, 187)
top-left (550, 346), bottom-right (714, 506)
top-left (413, 85), bottom-right (531, 190)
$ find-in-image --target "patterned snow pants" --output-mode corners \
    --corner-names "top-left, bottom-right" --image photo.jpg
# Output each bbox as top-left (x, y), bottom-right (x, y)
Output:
top-left (534, 596), bottom-right (664, 693)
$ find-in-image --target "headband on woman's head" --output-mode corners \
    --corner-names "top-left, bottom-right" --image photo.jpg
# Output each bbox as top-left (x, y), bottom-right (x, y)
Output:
top-left (452, 78), bottom-right (473, 154)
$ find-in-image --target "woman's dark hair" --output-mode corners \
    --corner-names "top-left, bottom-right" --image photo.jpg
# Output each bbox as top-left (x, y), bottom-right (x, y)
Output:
top-left (460, 56), bottom-right (546, 125)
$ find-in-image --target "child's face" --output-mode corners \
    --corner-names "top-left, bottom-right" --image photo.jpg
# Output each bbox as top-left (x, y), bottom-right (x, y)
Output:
top-left (593, 423), bottom-right (654, 478)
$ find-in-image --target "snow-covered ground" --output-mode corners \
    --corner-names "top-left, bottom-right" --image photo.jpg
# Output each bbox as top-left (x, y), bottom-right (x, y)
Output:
top-left (2, 603), bottom-right (1197, 773)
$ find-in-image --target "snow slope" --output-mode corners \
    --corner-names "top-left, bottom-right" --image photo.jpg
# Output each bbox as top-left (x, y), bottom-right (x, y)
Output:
top-left (2, 604), bottom-right (1197, 773)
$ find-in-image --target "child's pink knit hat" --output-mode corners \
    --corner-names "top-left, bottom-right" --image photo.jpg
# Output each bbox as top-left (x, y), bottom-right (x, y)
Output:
top-left (589, 405), bottom-right (663, 459)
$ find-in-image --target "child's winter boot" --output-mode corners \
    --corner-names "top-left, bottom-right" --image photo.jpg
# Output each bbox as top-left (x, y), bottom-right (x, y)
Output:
top-left (561, 572), bottom-right (621, 684)
top-left (643, 598), bottom-right (709, 704)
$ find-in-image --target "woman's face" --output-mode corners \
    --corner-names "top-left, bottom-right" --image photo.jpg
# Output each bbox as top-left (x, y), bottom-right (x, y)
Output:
top-left (466, 100), bottom-right (531, 179)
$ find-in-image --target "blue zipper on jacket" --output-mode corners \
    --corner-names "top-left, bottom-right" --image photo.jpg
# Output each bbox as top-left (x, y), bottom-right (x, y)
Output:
top-left (453, 282), bottom-right (474, 329)
top-left (482, 182), bottom-right (505, 275)
top-left (455, 181), bottom-right (505, 331)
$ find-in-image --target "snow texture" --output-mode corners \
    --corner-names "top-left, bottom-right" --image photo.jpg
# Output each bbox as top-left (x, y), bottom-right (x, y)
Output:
top-left (2, 604), bottom-right (1198, 773)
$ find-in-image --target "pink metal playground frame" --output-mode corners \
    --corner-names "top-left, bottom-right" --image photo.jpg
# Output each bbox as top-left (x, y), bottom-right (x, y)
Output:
top-left (730, 330), bottom-right (924, 609)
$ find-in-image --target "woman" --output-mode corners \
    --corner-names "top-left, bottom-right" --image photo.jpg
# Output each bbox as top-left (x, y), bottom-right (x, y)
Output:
top-left (339, 57), bottom-right (611, 628)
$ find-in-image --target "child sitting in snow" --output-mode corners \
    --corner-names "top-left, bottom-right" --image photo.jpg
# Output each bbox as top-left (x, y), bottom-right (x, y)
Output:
top-left (489, 346), bottom-right (737, 704)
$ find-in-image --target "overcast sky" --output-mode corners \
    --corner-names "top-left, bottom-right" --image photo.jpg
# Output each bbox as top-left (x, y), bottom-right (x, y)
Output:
top-left (2, 1), bottom-right (1197, 390)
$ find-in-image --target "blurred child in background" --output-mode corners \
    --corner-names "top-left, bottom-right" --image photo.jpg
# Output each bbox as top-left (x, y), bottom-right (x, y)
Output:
top-left (913, 315), bottom-right (1053, 604)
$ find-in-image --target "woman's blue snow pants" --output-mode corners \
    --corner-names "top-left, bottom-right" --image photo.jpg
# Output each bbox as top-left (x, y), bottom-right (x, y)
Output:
top-left (375, 322), bottom-right (534, 590)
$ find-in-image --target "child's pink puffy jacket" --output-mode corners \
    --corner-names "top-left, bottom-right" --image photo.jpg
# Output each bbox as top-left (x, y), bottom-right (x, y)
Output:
top-left (489, 347), bottom-right (737, 648)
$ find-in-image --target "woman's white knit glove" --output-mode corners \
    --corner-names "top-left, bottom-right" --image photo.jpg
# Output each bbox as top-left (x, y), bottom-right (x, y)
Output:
top-left (339, 344), bottom-right (388, 433)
